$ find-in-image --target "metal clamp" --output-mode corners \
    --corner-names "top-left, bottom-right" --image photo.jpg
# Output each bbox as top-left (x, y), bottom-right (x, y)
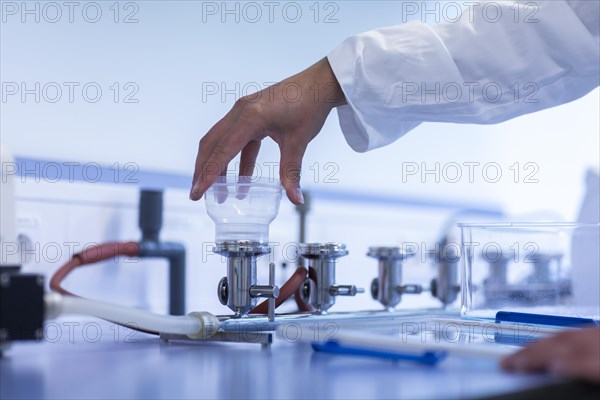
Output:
top-left (249, 263), bottom-right (279, 322)
top-left (299, 243), bottom-right (363, 314)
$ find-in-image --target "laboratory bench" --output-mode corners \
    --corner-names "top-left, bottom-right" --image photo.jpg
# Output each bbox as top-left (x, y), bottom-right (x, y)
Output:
top-left (4, 316), bottom-right (599, 400)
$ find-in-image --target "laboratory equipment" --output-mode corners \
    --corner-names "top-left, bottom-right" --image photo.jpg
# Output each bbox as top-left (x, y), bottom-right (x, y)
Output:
top-left (494, 311), bottom-right (598, 327)
top-left (312, 340), bottom-right (447, 365)
top-left (50, 189), bottom-right (187, 315)
top-left (0, 272), bottom-right (45, 350)
top-left (310, 330), bottom-right (514, 359)
top-left (137, 190), bottom-right (186, 315)
top-left (367, 246), bottom-right (422, 310)
top-left (31, 174), bottom-right (596, 353)
top-left (205, 176), bottom-right (282, 243)
top-left (0, 143), bottom-right (45, 352)
top-left (171, 177), bottom-right (469, 341)
top-left (429, 237), bottom-right (461, 307)
top-left (44, 293), bottom-right (218, 338)
top-left (207, 177), bottom-right (282, 318)
top-left (215, 241), bottom-right (279, 317)
top-left (459, 222), bottom-right (600, 320)
top-left (299, 243), bottom-right (363, 313)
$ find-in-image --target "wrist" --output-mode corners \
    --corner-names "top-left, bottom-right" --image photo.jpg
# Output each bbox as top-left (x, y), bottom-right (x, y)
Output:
top-left (314, 57), bottom-right (347, 108)
top-left (294, 58), bottom-right (346, 111)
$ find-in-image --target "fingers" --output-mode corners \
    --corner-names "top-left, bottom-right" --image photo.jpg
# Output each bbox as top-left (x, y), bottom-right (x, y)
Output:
top-left (214, 164), bottom-right (230, 204)
top-left (190, 133), bottom-right (247, 201)
top-left (549, 352), bottom-right (599, 382)
top-left (550, 328), bottom-right (600, 382)
top-left (191, 118), bottom-right (229, 200)
top-left (501, 337), bottom-right (562, 372)
top-left (239, 140), bottom-right (261, 177)
top-left (236, 141), bottom-right (262, 200)
top-left (501, 328), bottom-right (600, 383)
top-left (279, 138), bottom-right (306, 205)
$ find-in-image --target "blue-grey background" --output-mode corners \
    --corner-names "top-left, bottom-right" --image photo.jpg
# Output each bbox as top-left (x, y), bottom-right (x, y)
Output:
top-left (2, 0), bottom-right (598, 218)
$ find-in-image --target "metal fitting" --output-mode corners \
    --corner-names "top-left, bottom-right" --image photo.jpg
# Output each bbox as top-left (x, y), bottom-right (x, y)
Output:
top-left (300, 243), bottom-right (363, 314)
top-left (214, 241), bottom-right (278, 317)
top-left (368, 246), bottom-right (420, 310)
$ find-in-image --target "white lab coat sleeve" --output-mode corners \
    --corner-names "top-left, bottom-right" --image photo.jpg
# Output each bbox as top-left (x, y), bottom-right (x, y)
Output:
top-left (327, 0), bottom-right (600, 152)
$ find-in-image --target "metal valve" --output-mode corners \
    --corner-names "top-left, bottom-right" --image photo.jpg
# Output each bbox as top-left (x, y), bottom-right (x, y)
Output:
top-left (329, 285), bottom-right (359, 296)
top-left (299, 243), bottom-right (363, 314)
top-left (428, 237), bottom-right (461, 307)
top-left (368, 246), bottom-right (421, 310)
top-left (249, 285), bottom-right (279, 299)
top-left (215, 241), bottom-right (279, 318)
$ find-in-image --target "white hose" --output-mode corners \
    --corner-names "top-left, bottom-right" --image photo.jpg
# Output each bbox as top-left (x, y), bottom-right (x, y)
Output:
top-left (45, 293), bottom-right (219, 338)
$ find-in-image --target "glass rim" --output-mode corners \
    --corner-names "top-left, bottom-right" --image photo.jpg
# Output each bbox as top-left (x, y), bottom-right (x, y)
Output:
top-left (457, 222), bottom-right (600, 229)
top-left (207, 176), bottom-right (282, 190)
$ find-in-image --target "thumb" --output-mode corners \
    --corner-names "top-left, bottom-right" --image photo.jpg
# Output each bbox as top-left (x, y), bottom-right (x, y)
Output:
top-left (279, 142), bottom-right (306, 205)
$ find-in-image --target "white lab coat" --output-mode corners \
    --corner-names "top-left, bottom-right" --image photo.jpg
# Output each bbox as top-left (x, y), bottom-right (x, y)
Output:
top-left (328, 0), bottom-right (600, 152)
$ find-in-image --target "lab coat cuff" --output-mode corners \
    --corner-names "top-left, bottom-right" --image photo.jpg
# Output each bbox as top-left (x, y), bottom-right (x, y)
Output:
top-left (327, 49), bottom-right (371, 153)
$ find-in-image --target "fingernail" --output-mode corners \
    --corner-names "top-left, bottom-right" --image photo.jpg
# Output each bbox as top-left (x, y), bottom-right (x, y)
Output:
top-left (296, 189), bottom-right (304, 204)
top-left (189, 184), bottom-right (200, 200)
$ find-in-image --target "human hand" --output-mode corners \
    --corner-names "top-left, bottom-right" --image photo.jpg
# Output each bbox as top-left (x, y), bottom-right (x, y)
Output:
top-left (501, 327), bottom-right (600, 383)
top-left (190, 58), bottom-right (346, 204)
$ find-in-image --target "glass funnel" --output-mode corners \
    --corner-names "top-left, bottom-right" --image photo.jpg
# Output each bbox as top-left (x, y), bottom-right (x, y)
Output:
top-left (205, 176), bottom-right (282, 243)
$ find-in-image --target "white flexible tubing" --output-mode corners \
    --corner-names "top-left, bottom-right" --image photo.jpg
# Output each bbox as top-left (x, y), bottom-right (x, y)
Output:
top-left (45, 293), bottom-right (219, 337)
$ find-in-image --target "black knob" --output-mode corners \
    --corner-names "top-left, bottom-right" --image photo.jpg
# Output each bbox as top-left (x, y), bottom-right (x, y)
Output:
top-left (371, 278), bottom-right (379, 300)
top-left (430, 278), bottom-right (438, 298)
